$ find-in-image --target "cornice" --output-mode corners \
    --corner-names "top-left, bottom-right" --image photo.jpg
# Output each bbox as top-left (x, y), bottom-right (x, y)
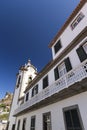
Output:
top-left (49, 0), bottom-right (87, 48)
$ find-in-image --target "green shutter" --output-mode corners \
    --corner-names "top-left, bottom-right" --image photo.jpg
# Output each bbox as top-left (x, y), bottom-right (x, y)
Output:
top-left (54, 67), bottom-right (59, 80)
top-left (76, 46), bottom-right (87, 62)
top-left (64, 57), bottom-right (72, 72)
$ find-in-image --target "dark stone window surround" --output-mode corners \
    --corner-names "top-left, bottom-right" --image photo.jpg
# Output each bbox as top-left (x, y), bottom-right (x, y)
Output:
top-left (63, 105), bottom-right (84, 130)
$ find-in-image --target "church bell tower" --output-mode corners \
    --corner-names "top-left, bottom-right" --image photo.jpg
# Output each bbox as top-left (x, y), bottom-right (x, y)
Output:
top-left (8, 60), bottom-right (37, 130)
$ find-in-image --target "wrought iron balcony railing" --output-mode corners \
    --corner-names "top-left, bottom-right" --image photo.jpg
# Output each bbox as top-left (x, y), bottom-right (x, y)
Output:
top-left (14, 59), bottom-right (87, 115)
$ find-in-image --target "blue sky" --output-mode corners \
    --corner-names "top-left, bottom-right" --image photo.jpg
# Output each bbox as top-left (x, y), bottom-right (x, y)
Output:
top-left (0, 0), bottom-right (80, 99)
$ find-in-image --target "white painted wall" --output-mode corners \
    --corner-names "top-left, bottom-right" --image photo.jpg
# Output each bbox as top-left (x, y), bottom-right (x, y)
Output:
top-left (9, 3), bottom-right (87, 130)
top-left (8, 62), bottom-right (37, 130)
top-left (52, 3), bottom-right (87, 59)
top-left (15, 91), bottom-right (87, 130)
top-left (19, 66), bottom-right (37, 98)
top-left (8, 86), bottom-right (20, 130)
top-left (24, 36), bottom-right (87, 103)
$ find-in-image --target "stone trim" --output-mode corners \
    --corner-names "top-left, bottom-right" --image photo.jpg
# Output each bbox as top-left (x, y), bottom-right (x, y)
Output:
top-left (63, 104), bottom-right (84, 130)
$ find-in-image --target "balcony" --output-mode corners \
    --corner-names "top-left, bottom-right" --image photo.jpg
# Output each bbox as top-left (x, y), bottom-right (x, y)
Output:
top-left (14, 59), bottom-right (87, 116)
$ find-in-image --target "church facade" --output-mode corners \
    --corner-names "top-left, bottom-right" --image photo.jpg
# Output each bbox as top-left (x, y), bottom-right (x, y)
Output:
top-left (8, 0), bottom-right (87, 130)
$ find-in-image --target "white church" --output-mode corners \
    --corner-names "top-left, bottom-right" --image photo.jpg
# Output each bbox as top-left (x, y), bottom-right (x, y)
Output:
top-left (7, 0), bottom-right (87, 130)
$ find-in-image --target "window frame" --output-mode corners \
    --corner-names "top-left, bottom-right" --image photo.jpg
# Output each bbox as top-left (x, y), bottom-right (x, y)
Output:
top-left (58, 62), bottom-right (67, 77)
top-left (30, 116), bottom-right (36, 130)
top-left (63, 105), bottom-right (84, 130)
top-left (83, 41), bottom-right (87, 54)
top-left (31, 84), bottom-right (38, 97)
top-left (17, 120), bottom-right (21, 130)
top-left (43, 112), bottom-right (52, 130)
top-left (25, 92), bottom-right (29, 102)
top-left (54, 57), bottom-right (72, 80)
top-left (22, 118), bottom-right (26, 130)
top-left (71, 12), bottom-right (84, 30)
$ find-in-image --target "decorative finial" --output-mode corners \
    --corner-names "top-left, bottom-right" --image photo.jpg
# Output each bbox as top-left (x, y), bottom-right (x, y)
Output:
top-left (26, 59), bottom-right (31, 67)
top-left (28, 59), bottom-right (31, 64)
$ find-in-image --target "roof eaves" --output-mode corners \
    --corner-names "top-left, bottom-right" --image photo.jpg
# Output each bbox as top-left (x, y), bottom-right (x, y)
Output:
top-left (49, 0), bottom-right (86, 48)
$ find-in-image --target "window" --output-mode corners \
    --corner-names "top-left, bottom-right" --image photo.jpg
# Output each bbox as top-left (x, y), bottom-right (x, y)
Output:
top-left (28, 76), bottom-right (32, 84)
top-left (54, 67), bottom-right (59, 80)
top-left (25, 92), bottom-right (29, 101)
top-left (18, 75), bottom-right (21, 84)
top-left (17, 75), bottom-right (21, 88)
top-left (43, 112), bottom-right (52, 130)
top-left (54, 57), bottom-right (72, 80)
top-left (22, 118), bottom-right (26, 130)
top-left (54, 39), bottom-right (62, 54)
top-left (58, 62), bottom-right (66, 77)
top-left (71, 12), bottom-right (84, 30)
top-left (32, 84), bottom-right (38, 97)
top-left (12, 124), bottom-right (15, 130)
top-left (76, 42), bottom-right (87, 62)
top-left (63, 105), bottom-right (83, 130)
top-left (43, 75), bottom-right (48, 89)
top-left (17, 120), bottom-right (20, 130)
top-left (30, 116), bottom-right (36, 130)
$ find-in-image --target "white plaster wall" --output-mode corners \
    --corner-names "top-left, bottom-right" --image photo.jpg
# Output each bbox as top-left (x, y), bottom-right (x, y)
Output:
top-left (24, 36), bottom-right (87, 105)
top-left (8, 87), bottom-right (20, 130)
top-left (52, 3), bottom-right (87, 59)
top-left (38, 80), bottom-right (43, 92)
top-left (50, 36), bottom-right (87, 86)
top-left (49, 69), bottom-right (55, 85)
top-left (19, 67), bottom-right (36, 98)
top-left (25, 80), bottom-right (43, 101)
top-left (15, 91), bottom-right (87, 130)
top-left (24, 36), bottom-right (87, 101)
top-left (24, 3), bottom-right (87, 104)
top-left (25, 73), bottom-right (50, 101)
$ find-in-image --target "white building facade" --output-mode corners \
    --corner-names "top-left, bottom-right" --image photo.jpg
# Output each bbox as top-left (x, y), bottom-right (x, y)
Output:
top-left (7, 0), bottom-right (87, 130)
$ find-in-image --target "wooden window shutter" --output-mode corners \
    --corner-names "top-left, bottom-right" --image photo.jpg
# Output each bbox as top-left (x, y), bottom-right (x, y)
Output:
top-left (76, 46), bottom-right (87, 62)
top-left (54, 67), bottom-right (59, 80)
top-left (36, 85), bottom-right (38, 94)
top-left (43, 76), bottom-right (48, 89)
top-left (64, 57), bottom-right (72, 72)
top-left (26, 92), bottom-right (29, 101)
